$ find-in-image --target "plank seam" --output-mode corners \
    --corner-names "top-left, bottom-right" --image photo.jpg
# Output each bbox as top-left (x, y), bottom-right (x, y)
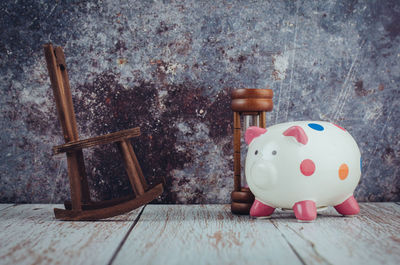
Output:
top-left (394, 202), bottom-right (400, 206)
top-left (0, 204), bottom-right (18, 212)
top-left (107, 205), bottom-right (146, 265)
top-left (270, 220), bottom-right (307, 265)
top-left (285, 224), bottom-right (334, 265)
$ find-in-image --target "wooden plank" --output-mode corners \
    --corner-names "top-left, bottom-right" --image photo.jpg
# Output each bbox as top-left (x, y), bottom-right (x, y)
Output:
top-left (0, 204), bottom-right (143, 265)
top-left (53, 127), bottom-right (140, 154)
top-left (113, 205), bottom-right (303, 265)
top-left (1, 203), bottom-right (398, 265)
top-left (0, 204), bottom-right (13, 211)
top-left (270, 203), bottom-right (400, 265)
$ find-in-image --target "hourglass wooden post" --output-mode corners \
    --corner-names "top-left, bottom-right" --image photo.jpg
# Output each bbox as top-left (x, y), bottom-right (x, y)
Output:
top-left (231, 89), bottom-right (273, 215)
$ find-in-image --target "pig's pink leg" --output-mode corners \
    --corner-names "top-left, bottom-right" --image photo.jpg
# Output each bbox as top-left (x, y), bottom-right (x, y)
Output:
top-left (250, 199), bottom-right (275, 218)
top-left (293, 200), bottom-right (317, 222)
top-left (334, 195), bottom-right (360, 216)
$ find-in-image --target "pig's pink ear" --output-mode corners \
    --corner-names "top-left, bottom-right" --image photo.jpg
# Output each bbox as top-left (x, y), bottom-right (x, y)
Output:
top-left (245, 126), bottom-right (267, 145)
top-left (283, 126), bottom-right (308, 145)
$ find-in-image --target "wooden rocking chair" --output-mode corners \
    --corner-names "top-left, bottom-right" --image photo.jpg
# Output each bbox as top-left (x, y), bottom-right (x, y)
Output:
top-left (43, 43), bottom-right (163, 220)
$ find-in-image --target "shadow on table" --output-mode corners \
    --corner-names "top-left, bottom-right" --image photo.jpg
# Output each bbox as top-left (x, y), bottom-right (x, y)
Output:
top-left (136, 204), bottom-right (351, 224)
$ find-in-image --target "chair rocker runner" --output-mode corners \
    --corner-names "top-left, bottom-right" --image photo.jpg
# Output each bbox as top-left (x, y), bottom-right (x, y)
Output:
top-left (43, 43), bottom-right (163, 220)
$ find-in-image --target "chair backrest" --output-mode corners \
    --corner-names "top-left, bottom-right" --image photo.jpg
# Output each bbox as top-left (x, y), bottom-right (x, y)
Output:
top-left (43, 44), bottom-right (79, 143)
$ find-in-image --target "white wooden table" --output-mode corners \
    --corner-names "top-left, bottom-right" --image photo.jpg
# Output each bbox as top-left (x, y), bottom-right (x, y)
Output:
top-left (0, 203), bottom-right (399, 265)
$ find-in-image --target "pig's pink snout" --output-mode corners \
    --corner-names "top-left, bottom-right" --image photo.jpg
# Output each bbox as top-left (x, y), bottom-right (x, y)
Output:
top-left (250, 162), bottom-right (277, 190)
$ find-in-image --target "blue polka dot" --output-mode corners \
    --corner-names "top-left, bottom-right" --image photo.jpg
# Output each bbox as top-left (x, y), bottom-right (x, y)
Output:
top-left (308, 123), bottom-right (324, 131)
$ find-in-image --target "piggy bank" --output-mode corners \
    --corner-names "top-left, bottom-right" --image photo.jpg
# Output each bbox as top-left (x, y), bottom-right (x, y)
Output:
top-left (245, 121), bottom-right (361, 222)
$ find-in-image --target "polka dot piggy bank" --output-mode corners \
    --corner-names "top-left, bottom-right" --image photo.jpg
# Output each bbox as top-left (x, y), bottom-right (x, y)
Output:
top-left (245, 121), bottom-right (361, 222)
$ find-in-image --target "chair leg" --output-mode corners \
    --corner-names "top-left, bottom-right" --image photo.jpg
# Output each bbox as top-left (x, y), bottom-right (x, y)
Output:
top-left (76, 150), bottom-right (91, 203)
top-left (66, 152), bottom-right (84, 211)
top-left (126, 141), bottom-right (148, 190)
top-left (118, 140), bottom-right (145, 196)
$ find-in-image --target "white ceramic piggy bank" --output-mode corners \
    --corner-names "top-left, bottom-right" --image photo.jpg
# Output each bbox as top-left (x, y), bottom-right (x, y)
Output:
top-left (245, 121), bottom-right (361, 222)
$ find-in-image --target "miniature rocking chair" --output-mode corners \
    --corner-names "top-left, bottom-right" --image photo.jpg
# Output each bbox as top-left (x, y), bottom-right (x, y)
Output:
top-left (43, 43), bottom-right (163, 220)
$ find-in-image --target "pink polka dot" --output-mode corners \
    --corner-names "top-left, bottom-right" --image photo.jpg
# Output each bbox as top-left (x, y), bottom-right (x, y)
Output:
top-left (333, 123), bottom-right (346, 131)
top-left (300, 159), bottom-right (315, 176)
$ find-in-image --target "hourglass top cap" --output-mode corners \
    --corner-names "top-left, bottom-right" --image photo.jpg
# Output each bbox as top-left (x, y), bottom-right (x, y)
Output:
top-left (231, 88), bottom-right (273, 112)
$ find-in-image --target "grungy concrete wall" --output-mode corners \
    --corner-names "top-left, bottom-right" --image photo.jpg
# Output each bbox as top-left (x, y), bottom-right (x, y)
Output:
top-left (0, 0), bottom-right (399, 203)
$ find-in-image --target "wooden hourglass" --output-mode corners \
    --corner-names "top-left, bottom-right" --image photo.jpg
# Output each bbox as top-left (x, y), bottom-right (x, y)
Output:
top-left (231, 89), bottom-right (273, 214)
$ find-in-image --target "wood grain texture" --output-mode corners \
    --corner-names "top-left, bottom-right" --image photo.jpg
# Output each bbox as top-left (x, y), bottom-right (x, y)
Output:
top-left (270, 203), bottom-right (400, 265)
top-left (0, 204), bottom-right (13, 211)
top-left (0, 203), bottom-right (398, 265)
top-left (125, 141), bottom-right (148, 191)
top-left (43, 44), bottom-right (76, 143)
top-left (231, 98), bottom-right (273, 112)
top-left (52, 127), bottom-right (141, 154)
top-left (233, 111), bottom-right (241, 192)
top-left (259, 111), bottom-right (266, 128)
top-left (113, 205), bottom-right (303, 265)
top-left (231, 89), bottom-right (274, 99)
top-left (44, 43), bottom-right (86, 211)
top-left (118, 140), bottom-right (145, 196)
top-left (0, 204), bottom-right (143, 265)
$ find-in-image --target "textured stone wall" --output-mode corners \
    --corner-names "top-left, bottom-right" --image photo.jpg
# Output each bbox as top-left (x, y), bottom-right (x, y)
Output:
top-left (0, 0), bottom-right (399, 203)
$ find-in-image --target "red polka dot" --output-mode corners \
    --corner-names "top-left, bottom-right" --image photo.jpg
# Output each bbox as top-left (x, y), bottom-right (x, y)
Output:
top-left (300, 159), bottom-right (315, 176)
top-left (333, 123), bottom-right (346, 131)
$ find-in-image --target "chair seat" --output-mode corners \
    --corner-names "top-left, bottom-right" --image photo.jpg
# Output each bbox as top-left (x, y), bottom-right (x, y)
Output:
top-left (53, 127), bottom-right (140, 154)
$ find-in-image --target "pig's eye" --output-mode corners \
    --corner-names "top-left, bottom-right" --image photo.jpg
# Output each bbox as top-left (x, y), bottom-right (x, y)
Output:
top-left (272, 150), bottom-right (277, 155)
top-left (254, 150), bottom-right (258, 155)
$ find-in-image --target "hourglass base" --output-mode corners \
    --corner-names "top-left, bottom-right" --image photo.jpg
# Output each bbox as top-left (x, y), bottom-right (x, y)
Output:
top-left (231, 187), bottom-right (255, 215)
